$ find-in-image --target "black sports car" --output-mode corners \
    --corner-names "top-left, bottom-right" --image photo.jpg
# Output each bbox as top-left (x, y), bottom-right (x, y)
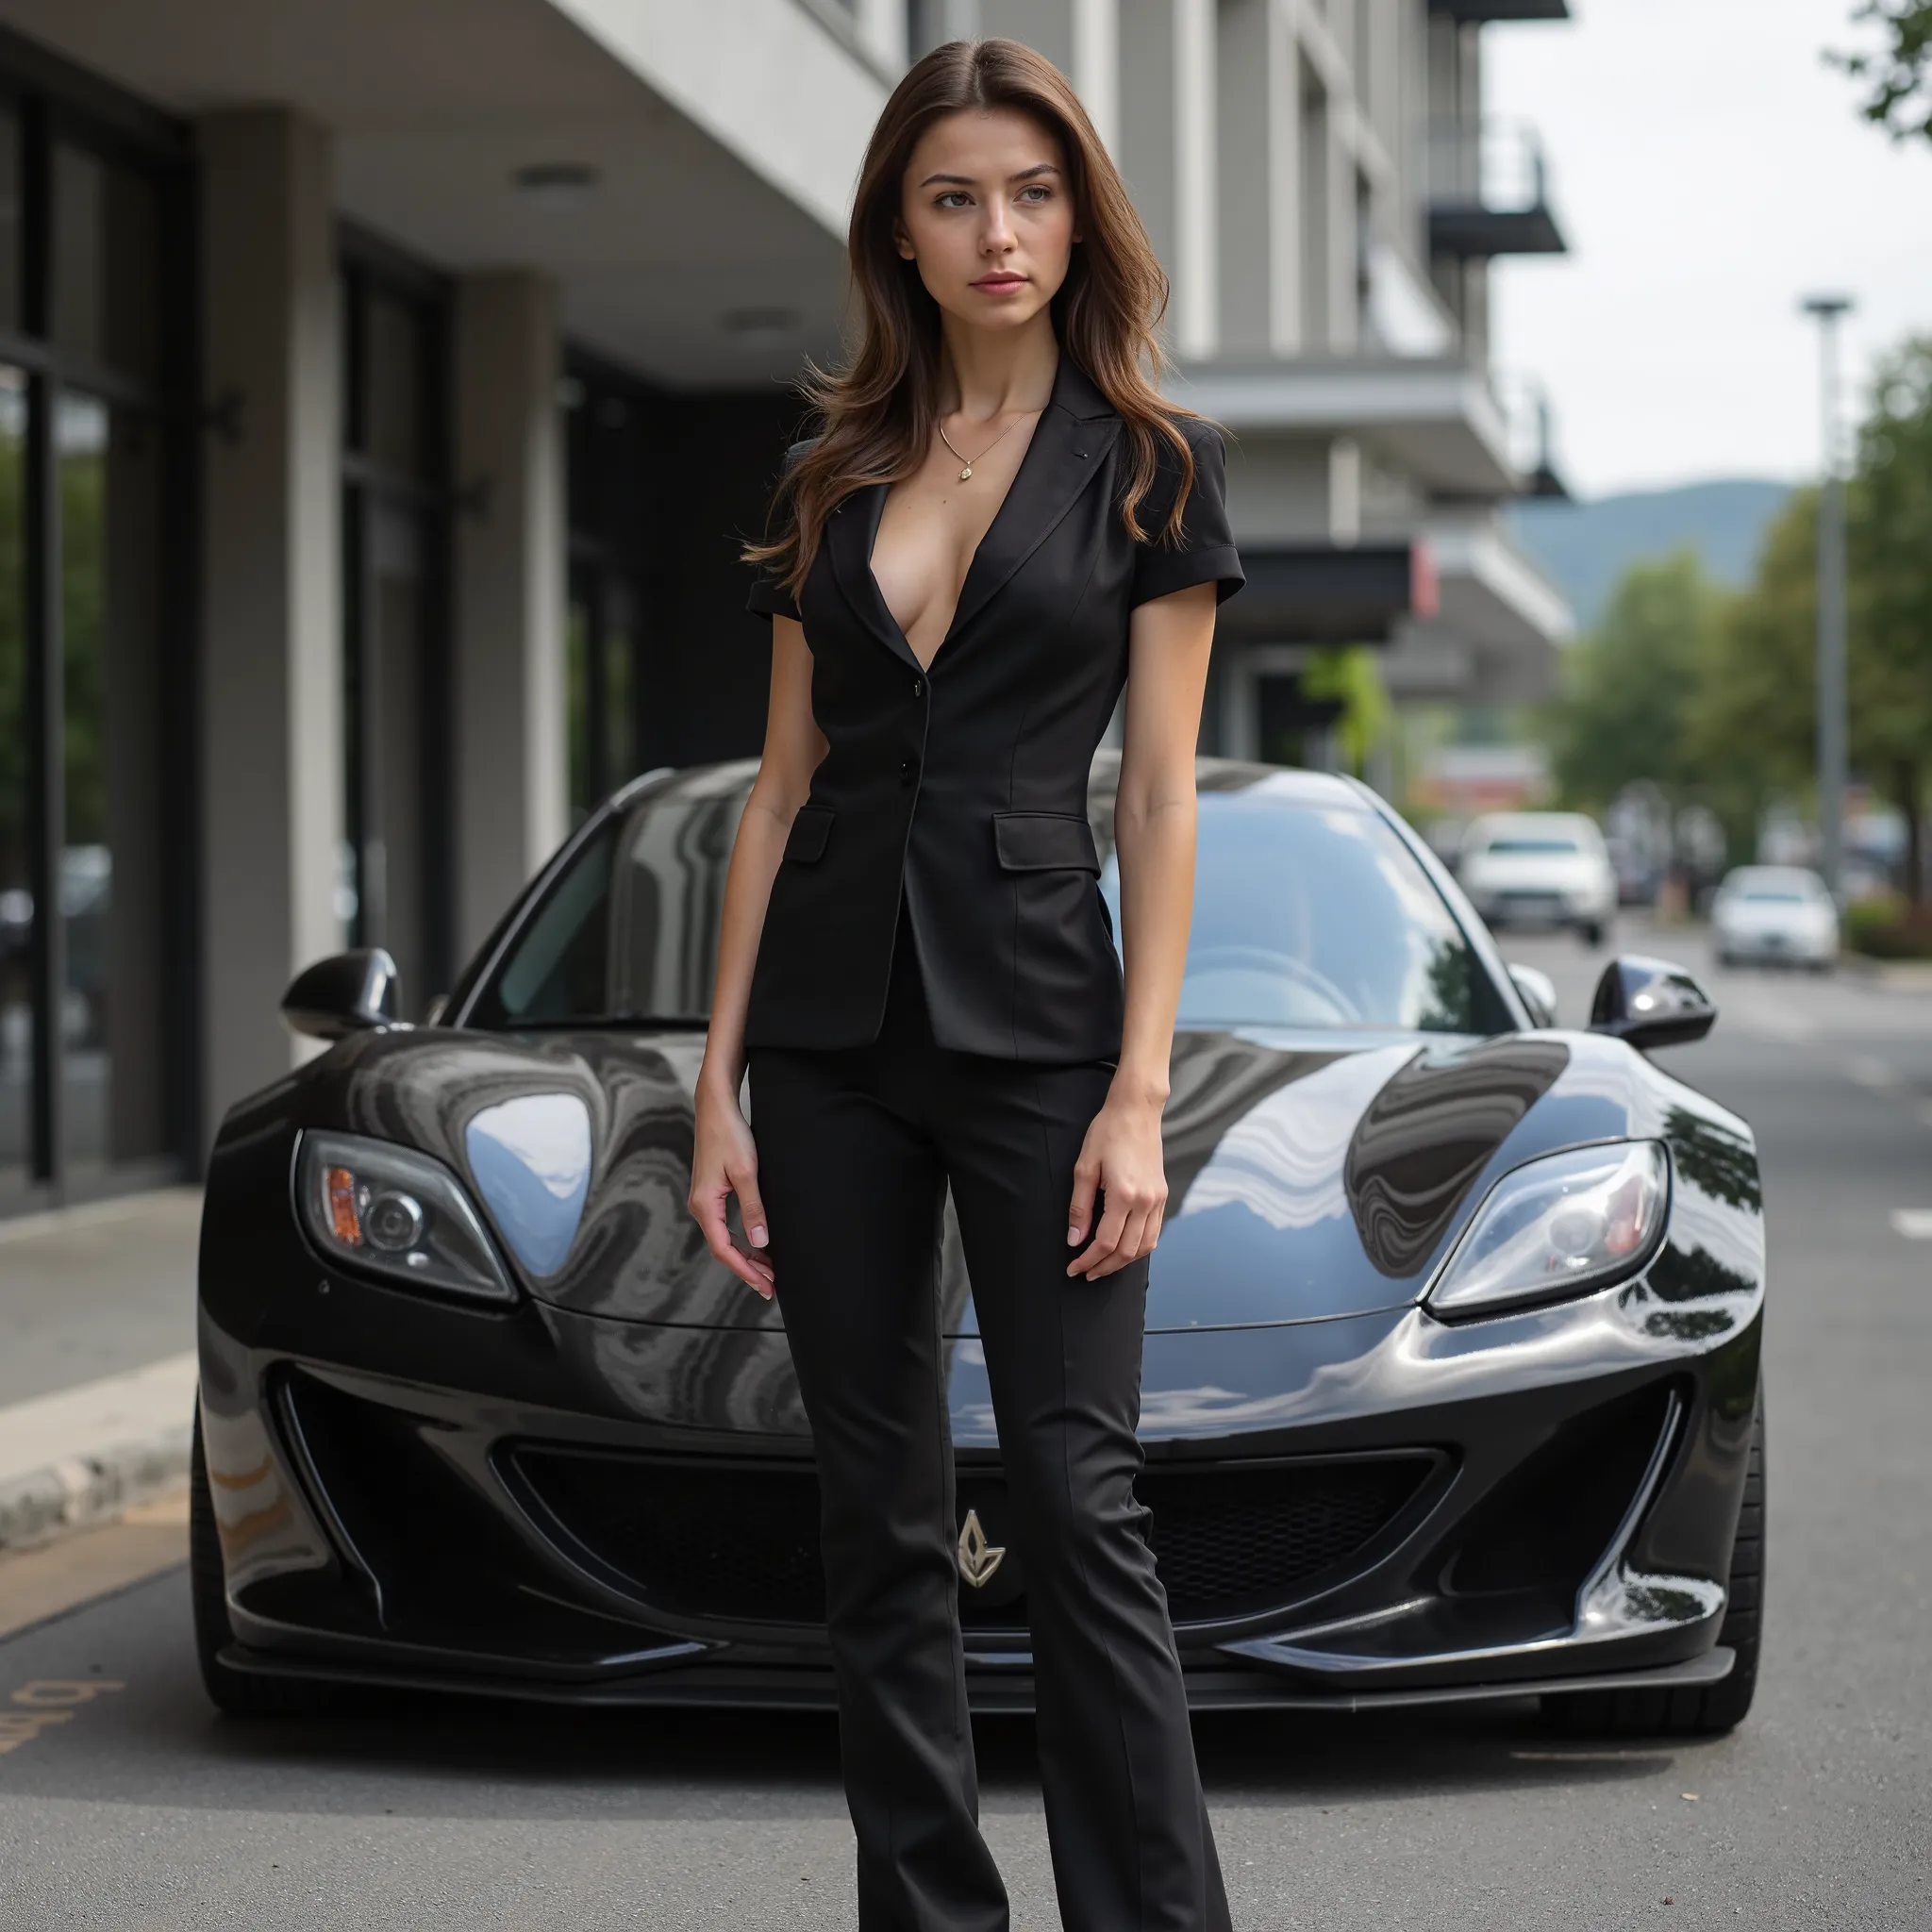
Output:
top-left (193, 757), bottom-right (1765, 1735)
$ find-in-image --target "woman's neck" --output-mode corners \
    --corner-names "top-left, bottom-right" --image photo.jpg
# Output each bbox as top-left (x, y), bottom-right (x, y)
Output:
top-left (937, 312), bottom-right (1059, 426)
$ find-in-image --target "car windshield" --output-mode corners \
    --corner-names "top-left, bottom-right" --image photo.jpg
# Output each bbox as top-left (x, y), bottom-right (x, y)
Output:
top-left (1480, 835), bottom-right (1582, 856)
top-left (466, 772), bottom-right (1508, 1035)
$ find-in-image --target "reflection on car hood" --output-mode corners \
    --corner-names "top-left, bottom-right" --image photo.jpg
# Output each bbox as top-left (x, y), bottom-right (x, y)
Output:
top-left (311, 1022), bottom-right (1610, 1335)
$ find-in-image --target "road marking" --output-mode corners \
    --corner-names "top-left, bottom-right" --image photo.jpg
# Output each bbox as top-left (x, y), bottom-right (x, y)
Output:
top-left (0, 1679), bottom-right (125, 1757)
top-left (1891, 1210), bottom-right (1932, 1241)
top-left (1851, 1056), bottom-right (1901, 1090)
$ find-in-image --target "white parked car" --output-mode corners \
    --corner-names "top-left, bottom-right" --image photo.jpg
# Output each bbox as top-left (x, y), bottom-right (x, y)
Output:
top-left (1457, 812), bottom-right (1617, 947)
top-left (1710, 866), bottom-right (1839, 971)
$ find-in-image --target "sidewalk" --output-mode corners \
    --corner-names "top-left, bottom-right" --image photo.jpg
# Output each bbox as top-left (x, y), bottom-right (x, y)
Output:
top-left (0, 1190), bottom-right (201, 1552)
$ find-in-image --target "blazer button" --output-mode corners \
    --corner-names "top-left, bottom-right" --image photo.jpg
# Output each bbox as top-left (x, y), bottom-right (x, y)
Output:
top-left (899, 757), bottom-right (917, 786)
top-left (910, 677), bottom-right (924, 698)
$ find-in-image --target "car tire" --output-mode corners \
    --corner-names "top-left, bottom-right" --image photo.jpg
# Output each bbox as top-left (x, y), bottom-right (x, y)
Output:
top-left (1542, 1391), bottom-right (1764, 1738)
top-left (191, 1404), bottom-right (338, 1718)
top-left (1579, 921), bottom-right (1606, 948)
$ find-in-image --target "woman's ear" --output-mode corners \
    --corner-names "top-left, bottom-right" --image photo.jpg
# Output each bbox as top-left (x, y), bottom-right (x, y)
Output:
top-left (892, 216), bottom-right (916, 261)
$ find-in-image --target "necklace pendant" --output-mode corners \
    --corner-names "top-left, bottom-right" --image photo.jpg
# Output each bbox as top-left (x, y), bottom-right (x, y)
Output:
top-left (958, 464), bottom-right (973, 481)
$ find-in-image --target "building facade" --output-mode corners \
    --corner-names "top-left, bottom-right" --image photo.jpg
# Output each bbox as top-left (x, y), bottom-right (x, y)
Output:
top-left (0, 0), bottom-right (1569, 1216)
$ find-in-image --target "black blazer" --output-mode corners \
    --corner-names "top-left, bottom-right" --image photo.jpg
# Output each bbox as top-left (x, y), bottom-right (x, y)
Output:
top-left (743, 353), bottom-right (1243, 1063)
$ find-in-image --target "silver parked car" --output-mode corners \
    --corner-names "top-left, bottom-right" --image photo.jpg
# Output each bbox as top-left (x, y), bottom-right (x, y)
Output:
top-left (1711, 867), bottom-right (1839, 971)
top-left (1457, 812), bottom-right (1618, 948)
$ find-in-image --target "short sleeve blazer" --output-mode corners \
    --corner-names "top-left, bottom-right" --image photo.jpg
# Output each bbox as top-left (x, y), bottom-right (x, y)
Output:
top-left (743, 351), bottom-right (1243, 1063)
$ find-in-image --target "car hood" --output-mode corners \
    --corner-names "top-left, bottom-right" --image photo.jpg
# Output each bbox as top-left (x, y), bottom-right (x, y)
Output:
top-left (296, 1020), bottom-right (1653, 1334)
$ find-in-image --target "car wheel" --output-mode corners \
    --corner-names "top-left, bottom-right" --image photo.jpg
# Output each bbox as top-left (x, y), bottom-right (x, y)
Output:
top-left (1542, 1390), bottom-right (1764, 1738)
top-left (1579, 921), bottom-right (1606, 948)
top-left (191, 1405), bottom-right (338, 1718)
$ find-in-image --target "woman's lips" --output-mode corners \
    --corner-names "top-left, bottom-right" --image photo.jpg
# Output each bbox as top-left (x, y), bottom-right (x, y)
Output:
top-left (972, 274), bottom-right (1028, 293)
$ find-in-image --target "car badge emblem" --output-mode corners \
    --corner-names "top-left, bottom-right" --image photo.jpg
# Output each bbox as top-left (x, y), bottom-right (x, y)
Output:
top-left (957, 1509), bottom-right (1005, 1589)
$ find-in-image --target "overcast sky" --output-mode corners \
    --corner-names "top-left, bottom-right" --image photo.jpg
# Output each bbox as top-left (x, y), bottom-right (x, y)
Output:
top-left (1484, 0), bottom-right (1932, 500)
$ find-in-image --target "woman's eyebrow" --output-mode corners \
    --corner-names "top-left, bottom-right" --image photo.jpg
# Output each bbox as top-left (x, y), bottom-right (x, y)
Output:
top-left (917, 162), bottom-right (1063, 188)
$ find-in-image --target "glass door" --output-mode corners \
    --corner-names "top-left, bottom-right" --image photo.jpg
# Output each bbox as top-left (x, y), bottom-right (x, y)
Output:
top-left (340, 258), bottom-right (453, 1020)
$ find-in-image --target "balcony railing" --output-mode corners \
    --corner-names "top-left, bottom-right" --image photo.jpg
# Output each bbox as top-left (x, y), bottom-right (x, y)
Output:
top-left (1426, 120), bottom-right (1568, 258)
top-left (1494, 373), bottom-right (1570, 500)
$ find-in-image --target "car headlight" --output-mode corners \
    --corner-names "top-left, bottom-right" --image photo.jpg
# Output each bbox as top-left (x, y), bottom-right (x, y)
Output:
top-left (1425, 1141), bottom-right (1670, 1319)
top-left (296, 1130), bottom-right (515, 1304)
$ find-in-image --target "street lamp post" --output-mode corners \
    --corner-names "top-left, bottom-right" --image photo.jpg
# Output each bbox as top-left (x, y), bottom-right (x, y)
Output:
top-left (1802, 293), bottom-right (1854, 904)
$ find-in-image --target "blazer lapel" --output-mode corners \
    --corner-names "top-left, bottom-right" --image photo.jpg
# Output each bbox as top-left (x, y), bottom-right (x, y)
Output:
top-left (820, 355), bottom-right (1121, 671)
top-left (941, 355), bottom-right (1121, 650)
top-left (825, 483), bottom-right (924, 674)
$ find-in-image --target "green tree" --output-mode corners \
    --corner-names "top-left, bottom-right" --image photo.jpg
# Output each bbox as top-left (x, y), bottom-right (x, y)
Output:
top-left (1834, 2), bottom-right (1932, 142)
top-left (1684, 490), bottom-right (1819, 858)
top-left (1547, 547), bottom-right (1723, 817)
top-left (1849, 338), bottom-right (1932, 902)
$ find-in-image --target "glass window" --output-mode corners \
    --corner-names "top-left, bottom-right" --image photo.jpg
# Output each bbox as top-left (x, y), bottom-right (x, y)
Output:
top-left (59, 391), bottom-right (168, 1177)
top-left (467, 776), bottom-right (1508, 1037)
top-left (1105, 789), bottom-right (1510, 1033)
top-left (363, 291), bottom-right (425, 478)
top-left (0, 371), bottom-right (26, 1198)
top-left (470, 776), bottom-right (749, 1028)
top-left (0, 113), bottom-right (20, 334)
top-left (53, 144), bottom-right (160, 382)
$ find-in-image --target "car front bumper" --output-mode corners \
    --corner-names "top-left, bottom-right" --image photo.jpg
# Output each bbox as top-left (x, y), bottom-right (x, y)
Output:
top-left (198, 1234), bottom-right (1763, 1713)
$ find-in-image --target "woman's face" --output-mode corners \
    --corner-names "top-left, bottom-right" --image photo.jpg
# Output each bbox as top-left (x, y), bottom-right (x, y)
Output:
top-left (894, 108), bottom-right (1078, 338)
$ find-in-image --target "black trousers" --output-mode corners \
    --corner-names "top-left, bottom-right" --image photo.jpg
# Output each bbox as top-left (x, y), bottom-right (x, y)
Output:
top-left (748, 915), bottom-right (1231, 1932)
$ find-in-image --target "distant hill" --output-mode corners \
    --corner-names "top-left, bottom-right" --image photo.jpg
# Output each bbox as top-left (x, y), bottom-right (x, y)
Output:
top-left (1506, 479), bottom-right (1793, 632)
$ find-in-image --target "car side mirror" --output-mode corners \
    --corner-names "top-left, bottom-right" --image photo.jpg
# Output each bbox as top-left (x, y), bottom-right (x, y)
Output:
top-left (280, 948), bottom-right (400, 1041)
top-left (1589, 954), bottom-right (1715, 1051)
top-left (1507, 963), bottom-right (1559, 1028)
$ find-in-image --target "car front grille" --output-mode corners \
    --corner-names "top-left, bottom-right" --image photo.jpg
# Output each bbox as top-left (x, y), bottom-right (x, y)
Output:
top-left (506, 1446), bottom-right (1440, 1629)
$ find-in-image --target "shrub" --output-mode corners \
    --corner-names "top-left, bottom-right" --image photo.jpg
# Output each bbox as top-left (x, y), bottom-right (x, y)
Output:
top-left (1843, 894), bottom-right (1932, 959)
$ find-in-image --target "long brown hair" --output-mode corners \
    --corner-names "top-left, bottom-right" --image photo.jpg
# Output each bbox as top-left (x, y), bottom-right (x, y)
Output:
top-left (745, 37), bottom-right (1199, 600)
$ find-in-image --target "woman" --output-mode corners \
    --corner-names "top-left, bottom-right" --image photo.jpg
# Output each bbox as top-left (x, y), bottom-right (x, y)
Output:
top-left (687, 37), bottom-right (1242, 1932)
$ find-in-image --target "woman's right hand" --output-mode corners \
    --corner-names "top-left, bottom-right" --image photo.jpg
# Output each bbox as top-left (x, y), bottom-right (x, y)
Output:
top-left (688, 1082), bottom-right (775, 1300)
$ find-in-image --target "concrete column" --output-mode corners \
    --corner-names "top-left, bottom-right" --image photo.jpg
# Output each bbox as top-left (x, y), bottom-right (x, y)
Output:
top-left (1172, 0), bottom-right (1218, 358)
top-left (452, 274), bottom-right (568, 962)
top-left (1119, 0), bottom-right (1177, 272)
top-left (1217, 0), bottom-right (1301, 357)
top-left (1327, 108), bottom-right (1360, 350)
top-left (857, 0), bottom-right (910, 70)
top-left (197, 109), bottom-right (343, 1141)
top-left (1073, 0), bottom-right (1121, 154)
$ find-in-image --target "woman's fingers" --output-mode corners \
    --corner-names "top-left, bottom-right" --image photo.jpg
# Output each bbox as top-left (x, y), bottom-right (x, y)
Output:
top-left (1066, 1153), bottom-right (1100, 1247)
top-left (689, 1179), bottom-right (776, 1299)
top-left (1066, 1189), bottom-right (1166, 1279)
top-left (731, 1163), bottom-right (770, 1253)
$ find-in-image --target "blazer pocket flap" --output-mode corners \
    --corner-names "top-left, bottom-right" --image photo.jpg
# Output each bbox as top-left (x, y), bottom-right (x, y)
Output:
top-left (992, 812), bottom-right (1100, 874)
top-left (784, 805), bottom-right (836, 863)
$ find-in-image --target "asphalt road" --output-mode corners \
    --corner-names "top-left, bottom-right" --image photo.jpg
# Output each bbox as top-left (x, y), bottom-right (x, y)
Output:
top-left (3, 924), bottom-right (1929, 1929)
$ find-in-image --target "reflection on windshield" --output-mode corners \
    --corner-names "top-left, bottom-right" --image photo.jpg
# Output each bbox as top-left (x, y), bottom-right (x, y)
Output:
top-left (475, 777), bottom-right (1505, 1035)
top-left (1104, 797), bottom-right (1501, 1032)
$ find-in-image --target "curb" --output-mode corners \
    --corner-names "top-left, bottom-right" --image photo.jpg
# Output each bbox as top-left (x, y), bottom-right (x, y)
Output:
top-left (0, 1423), bottom-right (193, 1555)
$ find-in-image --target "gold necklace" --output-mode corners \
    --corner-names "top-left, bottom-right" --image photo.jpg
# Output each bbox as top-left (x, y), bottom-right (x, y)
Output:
top-left (937, 408), bottom-right (1034, 482)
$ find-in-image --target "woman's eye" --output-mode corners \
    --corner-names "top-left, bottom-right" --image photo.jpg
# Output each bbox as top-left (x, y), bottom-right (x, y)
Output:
top-left (935, 192), bottom-right (972, 209)
top-left (1018, 186), bottom-right (1052, 204)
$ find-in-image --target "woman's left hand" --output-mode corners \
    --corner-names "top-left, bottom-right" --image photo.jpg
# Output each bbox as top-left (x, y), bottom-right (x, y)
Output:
top-left (1066, 1086), bottom-right (1169, 1279)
